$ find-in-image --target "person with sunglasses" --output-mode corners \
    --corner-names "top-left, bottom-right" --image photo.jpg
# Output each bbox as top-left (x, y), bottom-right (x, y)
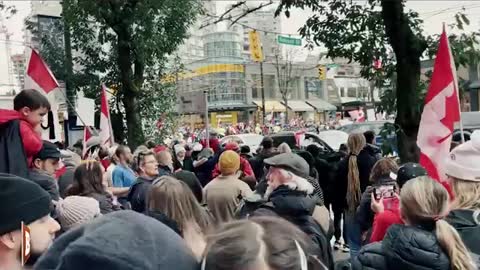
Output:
top-left (128, 151), bottom-right (159, 213)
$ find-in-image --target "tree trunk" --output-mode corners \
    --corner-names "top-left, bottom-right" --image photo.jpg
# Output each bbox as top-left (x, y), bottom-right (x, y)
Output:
top-left (117, 34), bottom-right (145, 149)
top-left (284, 96), bottom-right (289, 125)
top-left (381, 0), bottom-right (427, 163)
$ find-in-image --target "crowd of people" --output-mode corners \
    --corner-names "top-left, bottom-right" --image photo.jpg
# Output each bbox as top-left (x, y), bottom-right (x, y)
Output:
top-left (0, 89), bottom-right (479, 270)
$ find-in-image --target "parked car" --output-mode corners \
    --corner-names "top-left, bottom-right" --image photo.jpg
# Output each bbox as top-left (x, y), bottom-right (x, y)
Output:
top-left (317, 130), bottom-right (349, 151)
top-left (270, 132), bottom-right (343, 163)
top-left (220, 134), bottom-right (264, 153)
top-left (338, 121), bottom-right (392, 143)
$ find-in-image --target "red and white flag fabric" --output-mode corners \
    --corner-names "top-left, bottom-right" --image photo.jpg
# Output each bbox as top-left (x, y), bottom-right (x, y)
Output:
top-left (24, 49), bottom-right (61, 141)
top-left (348, 109), bottom-right (365, 122)
top-left (418, 28), bottom-right (461, 182)
top-left (99, 84), bottom-right (114, 147)
top-left (25, 49), bottom-right (59, 94)
top-left (21, 221), bottom-right (31, 266)
top-left (82, 126), bottom-right (93, 159)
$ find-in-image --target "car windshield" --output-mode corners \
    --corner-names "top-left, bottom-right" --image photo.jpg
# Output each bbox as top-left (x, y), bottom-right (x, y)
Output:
top-left (241, 135), bottom-right (263, 145)
top-left (338, 122), bottom-right (387, 134)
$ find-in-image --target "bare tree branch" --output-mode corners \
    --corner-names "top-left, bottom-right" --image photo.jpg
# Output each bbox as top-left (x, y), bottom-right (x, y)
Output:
top-left (229, 0), bottom-right (275, 27)
top-left (200, 0), bottom-right (275, 29)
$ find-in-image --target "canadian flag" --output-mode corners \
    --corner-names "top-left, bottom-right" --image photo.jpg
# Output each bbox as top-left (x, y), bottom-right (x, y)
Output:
top-left (418, 28), bottom-right (461, 182)
top-left (24, 49), bottom-right (61, 141)
top-left (99, 84), bottom-right (114, 147)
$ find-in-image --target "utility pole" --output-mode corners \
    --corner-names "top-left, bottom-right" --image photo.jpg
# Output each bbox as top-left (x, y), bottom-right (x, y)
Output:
top-left (204, 89), bottom-right (210, 148)
top-left (260, 61), bottom-right (265, 125)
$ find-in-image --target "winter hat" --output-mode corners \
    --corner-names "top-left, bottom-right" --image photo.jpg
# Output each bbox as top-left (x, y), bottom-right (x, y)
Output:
top-left (224, 142), bottom-right (240, 152)
top-left (154, 145), bottom-right (167, 154)
top-left (444, 130), bottom-right (480, 181)
top-left (219, 150), bottom-right (240, 175)
top-left (174, 144), bottom-right (186, 155)
top-left (55, 196), bottom-right (101, 231)
top-left (0, 173), bottom-right (51, 235)
top-left (264, 153), bottom-right (310, 178)
top-left (397, 163), bottom-right (427, 188)
top-left (34, 211), bottom-right (199, 270)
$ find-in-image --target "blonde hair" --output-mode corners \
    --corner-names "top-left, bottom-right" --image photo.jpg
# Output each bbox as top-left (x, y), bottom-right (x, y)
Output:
top-left (369, 158), bottom-right (398, 183)
top-left (400, 176), bottom-right (476, 270)
top-left (450, 177), bottom-right (480, 211)
top-left (346, 133), bottom-right (366, 212)
top-left (148, 176), bottom-right (210, 234)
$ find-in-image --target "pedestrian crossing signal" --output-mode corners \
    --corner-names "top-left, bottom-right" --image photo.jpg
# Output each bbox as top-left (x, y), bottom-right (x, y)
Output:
top-left (318, 66), bottom-right (327, 80)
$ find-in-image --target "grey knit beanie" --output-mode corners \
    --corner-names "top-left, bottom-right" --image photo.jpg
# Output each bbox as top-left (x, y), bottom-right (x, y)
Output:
top-left (56, 196), bottom-right (101, 230)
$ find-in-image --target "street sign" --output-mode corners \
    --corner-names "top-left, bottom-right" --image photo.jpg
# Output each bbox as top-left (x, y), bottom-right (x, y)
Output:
top-left (277, 35), bottom-right (302, 46)
top-left (248, 30), bottom-right (264, 62)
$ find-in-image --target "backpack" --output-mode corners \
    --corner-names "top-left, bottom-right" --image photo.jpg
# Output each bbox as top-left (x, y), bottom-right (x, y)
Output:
top-left (253, 202), bottom-right (335, 270)
top-left (0, 120), bottom-right (29, 179)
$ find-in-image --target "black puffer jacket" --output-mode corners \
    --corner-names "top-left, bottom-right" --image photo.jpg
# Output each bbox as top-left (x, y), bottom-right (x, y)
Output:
top-left (446, 209), bottom-right (480, 255)
top-left (352, 224), bottom-right (450, 270)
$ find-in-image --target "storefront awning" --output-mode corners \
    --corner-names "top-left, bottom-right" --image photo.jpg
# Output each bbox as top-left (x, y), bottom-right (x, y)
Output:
top-left (253, 100), bottom-right (286, 112)
top-left (306, 99), bottom-right (337, 112)
top-left (281, 100), bottom-right (314, 112)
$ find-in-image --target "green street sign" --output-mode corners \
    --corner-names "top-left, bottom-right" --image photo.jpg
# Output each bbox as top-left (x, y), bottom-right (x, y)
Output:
top-left (277, 35), bottom-right (302, 46)
top-left (326, 64), bottom-right (339, 68)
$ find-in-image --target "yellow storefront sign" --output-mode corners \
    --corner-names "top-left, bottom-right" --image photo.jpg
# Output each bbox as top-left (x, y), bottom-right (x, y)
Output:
top-left (160, 64), bottom-right (245, 83)
top-left (211, 111), bottom-right (238, 128)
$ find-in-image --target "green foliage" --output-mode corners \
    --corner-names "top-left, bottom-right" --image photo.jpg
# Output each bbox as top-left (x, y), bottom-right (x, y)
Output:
top-left (58, 0), bottom-right (201, 146)
top-left (139, 81), bottom-right (179, 144)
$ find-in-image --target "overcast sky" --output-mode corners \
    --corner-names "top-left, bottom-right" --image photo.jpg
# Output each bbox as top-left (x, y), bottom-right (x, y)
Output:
top-left (3, 0), bottom-right (480, 54)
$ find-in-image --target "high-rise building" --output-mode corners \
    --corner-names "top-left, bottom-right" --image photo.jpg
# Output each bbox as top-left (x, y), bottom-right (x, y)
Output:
top-left (173, 0), bottom-right (217, 63)
top-left (24, 1), bottom-right (62, 49)
top-left (11, 54), bottom-right (26, 90)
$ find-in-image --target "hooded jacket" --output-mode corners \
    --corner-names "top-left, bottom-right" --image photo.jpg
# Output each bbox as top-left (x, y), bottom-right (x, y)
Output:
top-left (0, 109), bottom-right (42, 161)
top-left (364, 143), bottom-right (382, 161)
top-left (251, 186), bottom-right (334, 270)
top-left (446, 209), bottom-right (480, 255)
top-left (34, 211), bottom-right (199, 270)
top-left (352, 224), bottom-right (451, 270)
top-left (29, 169), bottom-right (60, 201)
top-left (58, 151), bottom-right (81, 198)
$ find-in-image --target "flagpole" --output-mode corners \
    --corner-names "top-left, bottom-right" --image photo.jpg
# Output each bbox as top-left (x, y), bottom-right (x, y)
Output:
top-left (444, 23), bottom-right (465, 143)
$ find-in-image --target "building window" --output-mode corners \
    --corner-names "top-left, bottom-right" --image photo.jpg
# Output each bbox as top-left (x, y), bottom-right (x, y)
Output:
top-left (347, 87), bottom-right (356, 97)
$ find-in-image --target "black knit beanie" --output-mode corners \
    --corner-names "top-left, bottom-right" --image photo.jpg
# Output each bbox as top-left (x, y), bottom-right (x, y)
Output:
top-left (0, 173), bottom-right (51, 235)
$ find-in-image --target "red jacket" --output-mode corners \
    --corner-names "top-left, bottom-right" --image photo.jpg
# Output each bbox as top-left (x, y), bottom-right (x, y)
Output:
top-left (0, 109), bottom-right (43, 161)
top-left (201, 138), bottom-right (221, 154)
top-left (212, 156), bottom-right (255, 179)
top-left (370, 207), bottom-right (403, 243)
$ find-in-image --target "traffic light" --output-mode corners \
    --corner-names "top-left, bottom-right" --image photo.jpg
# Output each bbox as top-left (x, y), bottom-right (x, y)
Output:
top-left (318, 66), bottom-right (327, 80)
